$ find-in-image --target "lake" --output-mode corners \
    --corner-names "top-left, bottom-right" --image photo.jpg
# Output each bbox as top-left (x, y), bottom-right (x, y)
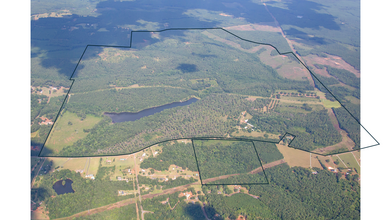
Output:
top-left (104, 98), bottom-right (198, 123)
top-left (53, 179), bottom-right (75, 195)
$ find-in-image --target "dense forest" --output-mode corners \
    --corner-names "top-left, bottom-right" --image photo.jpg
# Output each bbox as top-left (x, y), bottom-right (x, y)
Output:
top-left (140, 142), bottom-right (198, 172)
top-left (72, 204), bottom-right (138, 220)
top-left (253, 142), bottom-right (284, 164)
top-left (58, 94), bottom-right (257, 156)
top-left (142, 192), bottom-right (206, 220)
top-left (248, 109), bottom-right (342, 151)
top-left (333, 103), bottom-right (360, 149)
top-left (193, 140), bottom-right (262, 180)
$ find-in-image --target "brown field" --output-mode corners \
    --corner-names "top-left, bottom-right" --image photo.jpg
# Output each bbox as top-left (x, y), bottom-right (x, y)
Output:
top-left (276, 144), bottom-right (324, 168)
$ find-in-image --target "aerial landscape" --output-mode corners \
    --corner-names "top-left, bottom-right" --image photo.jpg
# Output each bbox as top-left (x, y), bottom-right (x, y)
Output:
top-left (28, 0), bottom-right (380, 219)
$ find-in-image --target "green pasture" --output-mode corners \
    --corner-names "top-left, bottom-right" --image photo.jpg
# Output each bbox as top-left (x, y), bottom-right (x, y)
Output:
top-left (44, 111), bottom-right (102, 154)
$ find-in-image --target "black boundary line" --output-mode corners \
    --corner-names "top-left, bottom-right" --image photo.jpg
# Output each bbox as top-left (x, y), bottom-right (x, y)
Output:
top-left (192, 138), bottom-right (269, 186)
top-left (37, 27), bottom-right (379, 158)
top-left (191, 138), bottom-right (204, 185)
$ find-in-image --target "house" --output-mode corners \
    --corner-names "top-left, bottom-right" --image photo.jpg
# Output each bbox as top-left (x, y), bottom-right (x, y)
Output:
top-left (86, 174), bottom-right (95, 180)
top-left (142, 153), bottom-right (146, 157)
top-left (245, 119), bottom-right (248, 122)
top-left (172, 176), bottom-right (176, 180)
top-left (117, 176), bottom-right (122, 180)
top-left (141, 169), bottom-right (145, 172)
top-left (120, 158), bottom-right (126, 161)
top-left (106, 160), bottom-right (112, 163)
top-left (184, 192), bottom-right (193, 200)
top-left (312, 171), bottom-right (318, 175)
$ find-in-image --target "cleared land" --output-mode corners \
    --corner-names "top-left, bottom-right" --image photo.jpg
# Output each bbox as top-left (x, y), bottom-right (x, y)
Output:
top-left (276, 144), bottom-right (322, 169)
top-left (44, 111), bottom-right (102, 154)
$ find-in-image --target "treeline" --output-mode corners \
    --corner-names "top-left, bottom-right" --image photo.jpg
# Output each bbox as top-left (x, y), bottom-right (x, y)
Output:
top-left (66, 87), bottom-right (197, 116)
top-left (206, 172), bottom-right (267, 185)
top-left (333, 103), bottom-right (360, 149)
top-left (326, 66), bottom-right (360, 89)
top-left (35, 168), bottom-right (135, 219)
top-left (138, 175), bottom-right (197, 191)
top-left (140, 142), bottom-right (198, 172)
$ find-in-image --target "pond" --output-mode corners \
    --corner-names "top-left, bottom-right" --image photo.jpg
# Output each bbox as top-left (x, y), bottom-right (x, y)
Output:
top-left (104, 98), bottom-right (198, 123)
top-left (53, 179), bottom-right (74, 195)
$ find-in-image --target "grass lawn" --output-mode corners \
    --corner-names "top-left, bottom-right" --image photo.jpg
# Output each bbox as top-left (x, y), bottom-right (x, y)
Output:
top-left (338, 153), bottom-right (360, 174)
top-left (87, 157), bottom-right (102, 176)
top-left (44, 111), bottom-right (102, 154)
top-left (331, 156), bottom-right (347, 169)
top-left (317, 156), bottom-right (336, 169)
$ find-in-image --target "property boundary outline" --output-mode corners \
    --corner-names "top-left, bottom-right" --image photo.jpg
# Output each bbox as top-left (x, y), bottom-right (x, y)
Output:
top-left (36, 27), bottom-right (379, 158)
top-left (191, 138), bottom-right (269, 186)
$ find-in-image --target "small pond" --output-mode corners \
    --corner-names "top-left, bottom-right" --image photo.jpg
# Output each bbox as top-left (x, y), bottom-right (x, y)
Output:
top-left (53, 179), bottom-right (74, 195)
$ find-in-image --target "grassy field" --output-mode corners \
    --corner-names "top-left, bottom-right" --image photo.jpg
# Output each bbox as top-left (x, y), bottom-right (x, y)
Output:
top-left (338, 153), bottom-right (360, 174)
top-left (31, 130), bottom-right (39, 138)
top-left (61, 158), bottom-right (88, 173)
top-left (232, 129), bottom-right (280, 139)
top-left (331, 156), bottom-right (347, 169)
top-left (317, 156), bottom-right (336, 169)
top-left (44, 111), bottom-right (102, 154)
top-left (321, 99), bottom-right (341, 108)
